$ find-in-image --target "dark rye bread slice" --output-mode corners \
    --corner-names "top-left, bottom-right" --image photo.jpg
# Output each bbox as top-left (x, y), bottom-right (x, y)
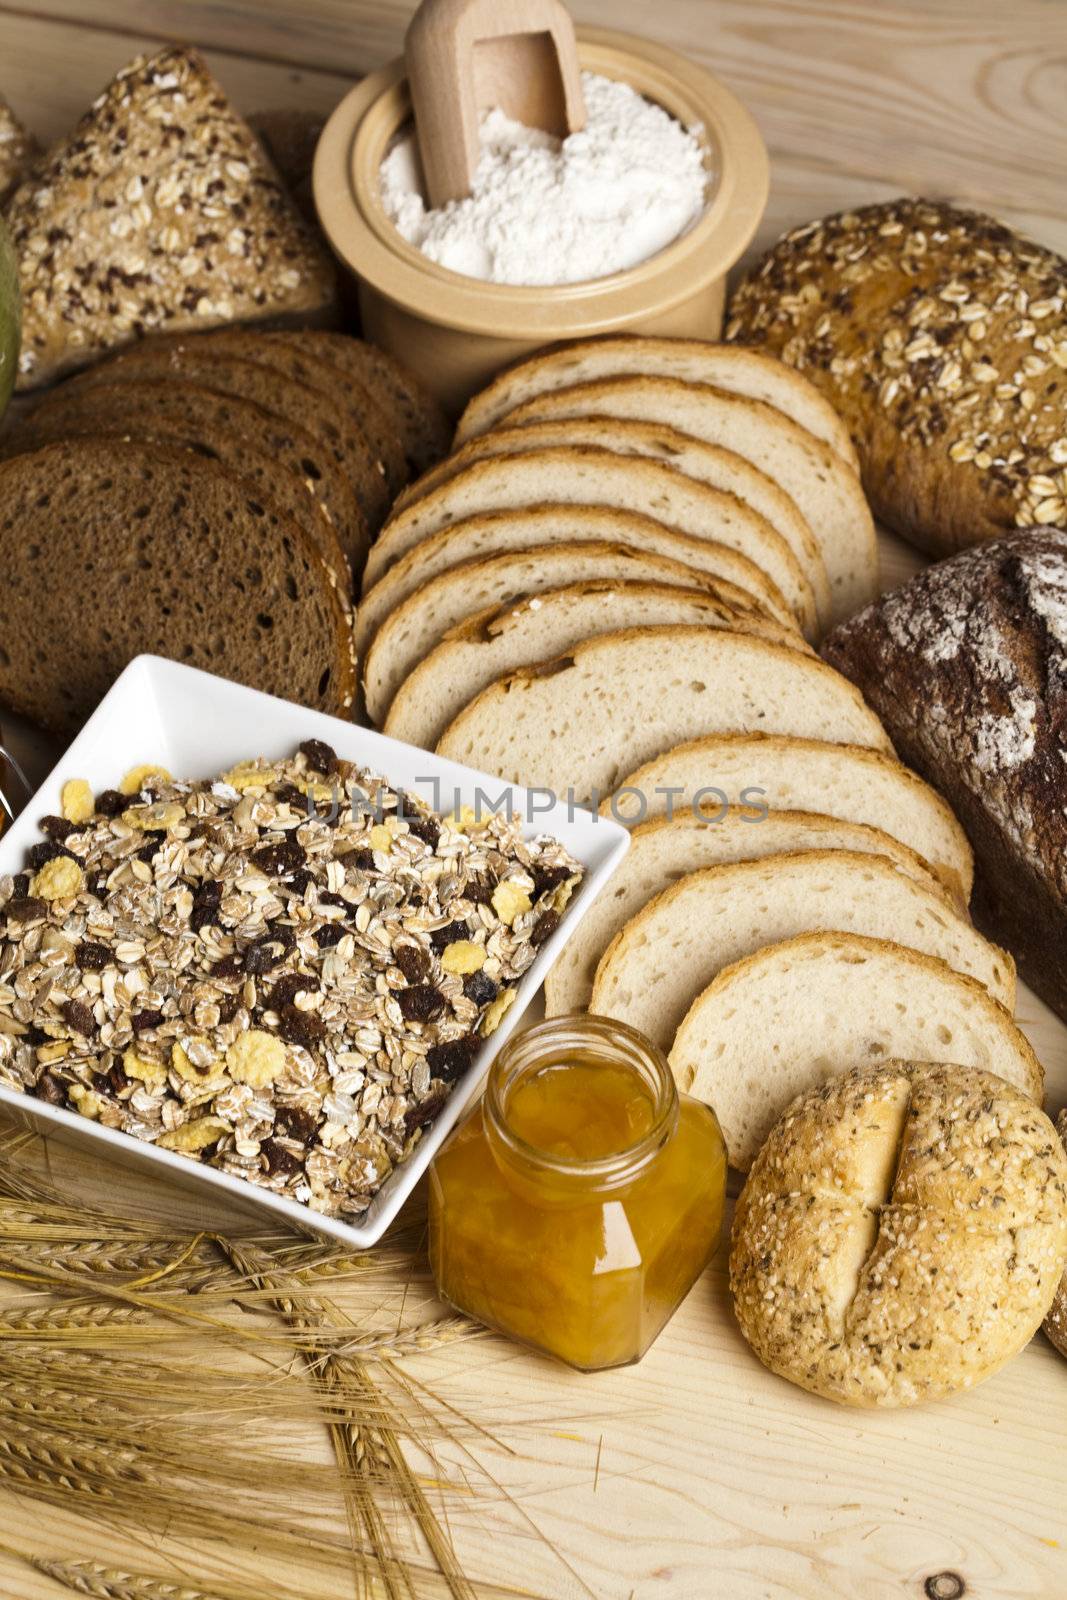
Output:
top-left (0, 441), bottom-right (355, 734)
top-left (56, 343), bottom-right (380, 566)
top-left (5, 379), bottom-right (352, 599)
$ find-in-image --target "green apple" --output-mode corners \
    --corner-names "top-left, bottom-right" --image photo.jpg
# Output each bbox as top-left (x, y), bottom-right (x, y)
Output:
top-left (0, 215), bottom-right (20, 420)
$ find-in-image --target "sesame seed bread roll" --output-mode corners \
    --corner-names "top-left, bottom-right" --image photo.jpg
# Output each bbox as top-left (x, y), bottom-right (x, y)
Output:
top-left (731, 1062), bottom-right (1067, 1407)
top-left (591, 852), bottom-right (1015, 1050)
top-left (669, 933), bottom-right (1044, 1173)
top-left (1043, 1111), bottom-right (1067, 1363)
top-left (543, 811), bottom-right (954, 1018)
top-left (436, 628), bottom-right (892, 801)
top-left (455, 335), bottom-right (859, 469)
top-left (727, 198), bottom-right (1067, 558)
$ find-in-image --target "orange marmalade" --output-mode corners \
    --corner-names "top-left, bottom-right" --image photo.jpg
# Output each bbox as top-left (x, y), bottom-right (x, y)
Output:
top-left (428, 1016), bottom-right (726, 1370)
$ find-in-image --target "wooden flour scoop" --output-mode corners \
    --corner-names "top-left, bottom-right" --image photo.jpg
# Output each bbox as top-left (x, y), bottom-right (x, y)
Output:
top-left (406, 0), bottom-right (587, 207)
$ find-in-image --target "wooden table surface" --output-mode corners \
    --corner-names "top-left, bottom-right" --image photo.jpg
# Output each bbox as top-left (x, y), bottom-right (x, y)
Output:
top-left (2, 3), bottom-right (1067, 1597)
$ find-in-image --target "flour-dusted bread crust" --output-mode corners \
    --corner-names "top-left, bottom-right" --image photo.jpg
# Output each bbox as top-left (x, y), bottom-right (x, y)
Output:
top-left (591, 851), bottom-right (1015, 1051)
top-left (436, 628), bottom-right (892, 801)
top-left (7, 47), bottom-right (337, 391)
top-left (1044, 1111), bottom-right (1067, 1362)
top-left (364, 447), bottom-right (818, 637)
top-left (543, 810), bottom-right (954, 1018)
top-left (727, 198), bottom-right (1067, 557)
top-left (823, 529), bottom-right (1067, 1021)
top-left (454, 335), bottom-right (860, 468)
top-left (731, 1062), bottom-right (1067, 1407)
top-left (609, 733), bottom-right (973, 907)
top-left (392, 417), bottom-right (831, 630)
top-left (670, 933), bottom-right (1044, 1172)
top-left (0, 440), bottom-right (355, 733)
top-left (504, 376), bottom-right (877, 623)
top-left (361, 533), bottom-right (780, 727)
top-left (384, 582), bottom-right (811, 749)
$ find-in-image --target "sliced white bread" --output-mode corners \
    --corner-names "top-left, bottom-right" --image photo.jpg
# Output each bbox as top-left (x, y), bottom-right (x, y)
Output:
top-left (543, 809), bottom-right (956, 1017)
top-left (668, 932), bottom-right (1044, 1171)
top-left (591, 852), bottom-right (1016, 1052)
top-left (392, 417), bottom-right (832, 631)
top-left (609, 733), bottom-right (973, 907)
top-left (357, 505), bottom-right (798, 696)
top-left (506, 378), bottom-right (877, 623)
top-left (384, 581), bottom-right (813, 749)
top-left (435, 627), bottom-right (893, 800)
top-left (363, 448), bottom-right (820, 638)
top-left (454, 335), bottom-right (860, 470)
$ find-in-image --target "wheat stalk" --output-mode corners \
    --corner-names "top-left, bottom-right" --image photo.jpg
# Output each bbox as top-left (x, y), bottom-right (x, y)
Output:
top-left (30, 1557), bottom-right (237, 1600)
top-left (0, 1302), bottom-right (153, 1333)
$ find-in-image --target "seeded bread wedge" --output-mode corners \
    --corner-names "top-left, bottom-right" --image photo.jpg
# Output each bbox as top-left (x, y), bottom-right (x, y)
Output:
top-left (364, 448), bottom-right (819, 637)
top-left (609, 733), bottom-right (974, 907)
top-left (436, 628), bottom-right (892, 800)
top-left (591, 852), bottom-right (1016, 1050)
top-left (384, 581), bottom-right (812, 747)
top-left (7, 47), bottom-right (337, 392)
top-left (669, 932), bottom-right (1044, 1171)
top-left (455, 335), bottom-right (860, 469)
top-left (55, 345), bottom-right (377, 566)
top-left (357, 503), bottom-right (797, 690)
top-left (391, 418), bottom-right (831, 628)
top-left (0, 96), bottom-right (38, 204)
top-left (507, 378), bottom-right (877, 623)
top-left (543, 810), bottom-right (955, 1017)
top-left (362, 534), bottom-right (782, 726)
top-left (5, 379), bottom-right (351, 598)
top-left (0, 441), bottom-right (355, 733)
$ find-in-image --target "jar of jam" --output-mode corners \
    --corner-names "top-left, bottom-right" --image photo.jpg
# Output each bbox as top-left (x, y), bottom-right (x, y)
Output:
top-left (428, 1016), bottom-right (726, 1370)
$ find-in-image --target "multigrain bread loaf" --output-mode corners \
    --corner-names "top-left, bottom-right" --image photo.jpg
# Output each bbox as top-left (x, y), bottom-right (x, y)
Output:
top-left (726, 198), bottom-right (1067, 557)
top-left (0, 441), bottom-right (355, 732)
top-left (0, 97), bottom-right (37, 203)
top-left (609, 733), bottom-right (974, 907)
top-left (390, 417), bottom-right (831, 628)
top-left (731, 1062), bottom-right (1067, 1407)
top-left (543, 810), bottom-right (953, 1017)
top-left (436, 628), bottom-right (892, 800)
top-left (383, 582), bottom-right (812, 748)
top-left (361, 535), bottom-right (778, 726)
top-left (669, 933), bottom-right (1044, 1171)
top-left (454, 335), bottom-right (860, 468)
top-left (1044, 1110), bottom-right (1067, 1362)
top-left (3, 378), bottom-right (351, 597)
top-left (365, 448), bottom-right (818, 636)
top-left (6, 48), bottom-right (336, 390)
top-left (505, 377), bottom-right (877, 623)
top-left (590, 852), bottom-right (1015, 1050)
top-left (823, 529), bottom-right (1067, 1021)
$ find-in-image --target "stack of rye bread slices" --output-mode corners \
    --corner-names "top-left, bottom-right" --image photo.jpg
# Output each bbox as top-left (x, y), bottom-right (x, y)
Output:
top-left (356, 333), bottom-right (1043, 1175)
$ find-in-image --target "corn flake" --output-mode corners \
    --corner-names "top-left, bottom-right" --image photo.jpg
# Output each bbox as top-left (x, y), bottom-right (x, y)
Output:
top-left (227, 1029), bottom-right (286, 1087)
top-left (120, 763), bottom-right (173, 796)
top-left (60, 778), bottom-right (94, 824)
top-left (441, 940), bottom-right (485, 976)
top-left (491, 882), bottom-right (531, 926)
top-left (31, 856), bottom-right (84, 901)
top-left (158, 1115), bottom-right (230, 1153)
top-left (480, 987), bottom-right (517, 1036)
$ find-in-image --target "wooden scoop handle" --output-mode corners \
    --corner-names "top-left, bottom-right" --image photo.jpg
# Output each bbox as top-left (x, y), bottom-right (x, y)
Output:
top-left (406, 0), bottom-right (586, 208)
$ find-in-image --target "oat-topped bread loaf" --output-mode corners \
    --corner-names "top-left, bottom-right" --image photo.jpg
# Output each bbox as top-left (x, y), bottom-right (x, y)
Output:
top-left (823, 529), bottom-right (1067, 1021)
top-left (0, 96), bottom-right (37, 203)
top-left (7, 47), bottom-right (336, 390)
top-left (731, 1062), bottom-right (1067, 1407)
top-left (0, 440), bottom-right (355, 733)
top-left (727, 198), bottom-right (1067, 557)
top-left (1044, 1110), bottom-right (1067, 1362)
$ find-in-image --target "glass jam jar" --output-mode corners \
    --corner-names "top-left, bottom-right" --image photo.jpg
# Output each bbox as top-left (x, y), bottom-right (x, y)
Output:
top-left (428, 1016), bottom-right (726, 1371)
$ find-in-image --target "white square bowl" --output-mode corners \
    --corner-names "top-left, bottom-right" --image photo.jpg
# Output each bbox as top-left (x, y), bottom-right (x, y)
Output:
top-left (0, 656), bottom-right (629, 1248)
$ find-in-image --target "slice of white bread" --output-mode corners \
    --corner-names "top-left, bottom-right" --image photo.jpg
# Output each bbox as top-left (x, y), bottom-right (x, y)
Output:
top-left (505, 378), bottom-right (877, 623)
top-left (391, 418), bottom-right (832, 631)
top-left (384, 582), bottom-right (813, 749)
top-left (670, 932), bottom-right (1044, 1171)
top-left (543, 810), bottom-right (955, 1017)
top-left (435, 628), bottom-right (893, 800)
top-left (357, 506), bottom-right (797, 702)
top-left (454, 335), bottom-right (860, 470)
top-left (609, 733), bottom-right (974, 907)
top-left (591, 852), bottom-right (1016, 1052)
top-left (363, 448), bottom-right (819, 638)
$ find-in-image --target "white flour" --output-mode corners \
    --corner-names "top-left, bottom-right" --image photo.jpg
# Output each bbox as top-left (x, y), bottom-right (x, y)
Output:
top-left (379, 71), bottom-right (708, 286)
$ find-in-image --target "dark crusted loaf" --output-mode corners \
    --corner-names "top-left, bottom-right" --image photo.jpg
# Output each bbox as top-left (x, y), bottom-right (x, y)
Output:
top-left (727, 199), bottom-right (1067, 559)
top-left (823, 528), bottom-right (1067, 1020)
top-left (0, 440), bottom-right (355, 734)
